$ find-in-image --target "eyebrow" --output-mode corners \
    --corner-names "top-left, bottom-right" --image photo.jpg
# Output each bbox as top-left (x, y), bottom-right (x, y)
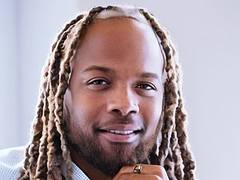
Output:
top-left (82, 65), bottom-right (115, 74)
top-left (82, 65), bottom-right (160, 81)
top-left (138, 72), bottom-right (160, 81)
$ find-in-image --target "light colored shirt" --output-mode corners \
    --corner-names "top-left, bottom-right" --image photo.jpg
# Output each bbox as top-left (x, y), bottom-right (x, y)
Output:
top-left (0, 146), bottom-right (90, 180)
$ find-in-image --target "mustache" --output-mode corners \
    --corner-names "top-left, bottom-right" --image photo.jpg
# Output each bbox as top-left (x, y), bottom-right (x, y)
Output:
top-left (95, 115), bottom-right (145, 130)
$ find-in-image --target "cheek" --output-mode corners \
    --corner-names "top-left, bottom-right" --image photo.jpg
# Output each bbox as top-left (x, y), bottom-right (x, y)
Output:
top-left (69, 94), bottom-right (103, 132)
top-left (140, 96), bottom-right (163, 136)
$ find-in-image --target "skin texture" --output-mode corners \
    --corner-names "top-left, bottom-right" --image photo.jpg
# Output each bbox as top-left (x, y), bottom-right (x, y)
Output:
top-left (113, 164), bottom-right (169, 180)
top-left (63, 17), bottom-right (168, 179)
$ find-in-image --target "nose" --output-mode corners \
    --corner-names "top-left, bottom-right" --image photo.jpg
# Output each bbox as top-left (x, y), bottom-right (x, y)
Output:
top-left (107, 86), bottom-right (139, 117)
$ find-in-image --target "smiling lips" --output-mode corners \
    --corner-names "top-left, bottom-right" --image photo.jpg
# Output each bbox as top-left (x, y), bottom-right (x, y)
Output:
top-left (107, 129), bottom-right (137, 135)
top-left (98, 126), bottom-right (143, 143)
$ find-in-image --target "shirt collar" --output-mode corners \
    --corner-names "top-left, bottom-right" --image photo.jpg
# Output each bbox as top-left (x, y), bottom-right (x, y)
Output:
top-left (72, 162), bottom-right (90, 180)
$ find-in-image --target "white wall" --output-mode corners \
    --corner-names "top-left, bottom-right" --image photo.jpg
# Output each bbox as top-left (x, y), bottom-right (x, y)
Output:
top-left (0, 0), bottom-right (239, 179)
top-left (0, 0), bottom-right (19, 148)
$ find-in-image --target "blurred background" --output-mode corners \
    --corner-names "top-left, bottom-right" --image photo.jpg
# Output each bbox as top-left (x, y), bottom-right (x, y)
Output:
top-left (0, 0), bottom-right (239, 179)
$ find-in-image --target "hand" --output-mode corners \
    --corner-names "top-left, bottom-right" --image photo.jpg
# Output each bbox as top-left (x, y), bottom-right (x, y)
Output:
top-left (112, 164), bottom-right (169, 180)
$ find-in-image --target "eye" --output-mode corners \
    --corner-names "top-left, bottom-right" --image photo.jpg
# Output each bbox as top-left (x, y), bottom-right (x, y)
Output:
top-left (86, 78), bottom-right (110, 89)
top-left (136, 82), bottom-right (157, 91)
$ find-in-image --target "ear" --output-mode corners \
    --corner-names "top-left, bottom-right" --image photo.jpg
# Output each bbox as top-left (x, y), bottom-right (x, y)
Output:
top-left (156, 103), bottom-right (165, 156)
top-left (63, 88), bottom-right (72, 122)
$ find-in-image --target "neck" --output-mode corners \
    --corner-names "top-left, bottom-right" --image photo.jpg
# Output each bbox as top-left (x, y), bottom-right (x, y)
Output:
top-left (70, 148), bottom-right (111, 180)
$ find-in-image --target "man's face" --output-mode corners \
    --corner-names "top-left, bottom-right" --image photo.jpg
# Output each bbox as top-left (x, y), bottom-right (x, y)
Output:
top-left (64, 17), bottom-right (165, 176)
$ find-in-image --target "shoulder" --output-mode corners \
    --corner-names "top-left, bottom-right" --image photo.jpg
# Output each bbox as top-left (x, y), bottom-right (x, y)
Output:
top-left (0, 146), bottom-right (26, 179)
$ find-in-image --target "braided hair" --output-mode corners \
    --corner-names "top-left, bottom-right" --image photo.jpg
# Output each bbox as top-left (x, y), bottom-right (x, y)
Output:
top-left (19, 5), bottom-right (196, 180)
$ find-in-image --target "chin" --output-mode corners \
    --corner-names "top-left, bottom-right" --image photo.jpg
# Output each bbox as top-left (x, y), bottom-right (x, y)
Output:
top-left (95, 142), bottom-right (151, 176)
top-left (68, 131), bottom-right (156, 176)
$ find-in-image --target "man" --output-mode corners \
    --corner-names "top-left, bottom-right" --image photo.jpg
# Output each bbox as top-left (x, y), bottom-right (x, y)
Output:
top-left (0, 5), bottom-right (196, 180)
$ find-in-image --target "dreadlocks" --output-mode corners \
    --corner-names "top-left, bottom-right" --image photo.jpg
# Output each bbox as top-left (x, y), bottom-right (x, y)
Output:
top-left (19, 5), bottom-right (196, 180)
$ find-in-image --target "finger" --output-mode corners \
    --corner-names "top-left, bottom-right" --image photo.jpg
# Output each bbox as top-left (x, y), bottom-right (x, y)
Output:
top-left (120, 164), bottom-right (165, 176)
top-left (115, 173), bottom-right (164, 180)
top-left (113, 164), bottom-right (168, 180)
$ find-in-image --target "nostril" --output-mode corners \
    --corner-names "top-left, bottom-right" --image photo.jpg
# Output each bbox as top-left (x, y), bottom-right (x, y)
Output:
top-left (107, 100), bottom-right (139, 116)
top-left (111, 108), bottom-right (138, 117)
top-left (112, 109), bottom-right (123, 115)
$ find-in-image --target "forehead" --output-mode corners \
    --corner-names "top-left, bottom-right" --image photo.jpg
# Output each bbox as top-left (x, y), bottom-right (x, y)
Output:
top-left (72, 17), bottom-right (165, 77)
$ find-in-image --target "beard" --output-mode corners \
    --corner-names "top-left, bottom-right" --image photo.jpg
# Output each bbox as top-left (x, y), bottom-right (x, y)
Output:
top-left (67, 129), bottom-right (157, 177)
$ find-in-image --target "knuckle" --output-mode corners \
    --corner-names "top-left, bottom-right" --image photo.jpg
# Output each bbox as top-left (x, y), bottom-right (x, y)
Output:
top-left (152, 175), bottom-right (163, 180)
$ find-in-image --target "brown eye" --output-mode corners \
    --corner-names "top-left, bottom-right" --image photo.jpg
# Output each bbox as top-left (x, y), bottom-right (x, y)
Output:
top-left (136, 82), bottom-right (157, 91)
top-left (86, 78), bottom-right (110, 89)
top-left (88, 79), bottom-right (108, 85)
